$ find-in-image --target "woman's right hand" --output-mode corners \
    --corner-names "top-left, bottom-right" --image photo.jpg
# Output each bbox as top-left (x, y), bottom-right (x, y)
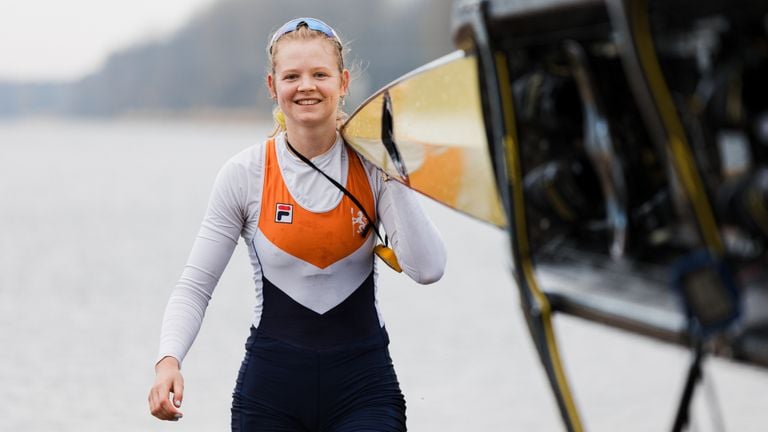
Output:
top-left (148, 356), bottom-right (185, 421)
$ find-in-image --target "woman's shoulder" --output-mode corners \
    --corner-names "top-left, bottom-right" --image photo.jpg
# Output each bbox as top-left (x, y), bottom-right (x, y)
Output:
top-left (343, 143), bottom-right (386, 196)
top-left (345, 145), bottom-right (378, 171)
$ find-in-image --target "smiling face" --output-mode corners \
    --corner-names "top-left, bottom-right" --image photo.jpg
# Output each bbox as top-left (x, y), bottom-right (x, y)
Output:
top-left (268, 37), bottom-right (349, 132)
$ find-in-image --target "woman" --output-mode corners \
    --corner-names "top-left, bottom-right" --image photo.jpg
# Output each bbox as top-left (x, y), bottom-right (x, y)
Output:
top-left (148, 17), bottom-right (446, 431)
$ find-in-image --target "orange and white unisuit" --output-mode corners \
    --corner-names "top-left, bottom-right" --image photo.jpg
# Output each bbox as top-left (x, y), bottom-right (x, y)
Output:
top-left (157, 132), bottom-right (446, 358)
top-left (257, 136), bottom-right (375, 272)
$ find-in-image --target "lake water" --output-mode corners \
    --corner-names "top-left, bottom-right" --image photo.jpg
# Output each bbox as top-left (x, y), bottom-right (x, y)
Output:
top-left (1, 119), bottom-right (766, 431)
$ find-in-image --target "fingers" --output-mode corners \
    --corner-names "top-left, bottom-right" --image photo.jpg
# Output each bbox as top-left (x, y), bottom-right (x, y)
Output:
top-left (171, 375), bottom-right (184, 411)
top-left (148, 386), bottom-right (183, 421)
top-left (148, 379), bottom-right (184, 421)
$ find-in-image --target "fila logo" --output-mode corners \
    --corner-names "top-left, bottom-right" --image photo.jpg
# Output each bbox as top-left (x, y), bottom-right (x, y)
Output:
top-left (275, 203), bottom-right (293, 224)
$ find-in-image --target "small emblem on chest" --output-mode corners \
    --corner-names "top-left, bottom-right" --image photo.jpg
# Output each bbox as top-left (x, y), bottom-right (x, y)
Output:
top-left (275, 203), bottom-right (293, 224)
top-left (351, 208), bottom-right (368, 235)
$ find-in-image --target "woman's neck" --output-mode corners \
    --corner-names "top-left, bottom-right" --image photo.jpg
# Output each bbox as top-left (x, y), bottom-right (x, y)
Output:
top-left (285, 124), bottom-right (338, 159)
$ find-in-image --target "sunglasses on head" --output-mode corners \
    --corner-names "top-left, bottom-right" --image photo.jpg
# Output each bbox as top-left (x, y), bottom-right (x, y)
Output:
top-left (269, 17), bottom-right (341, 53)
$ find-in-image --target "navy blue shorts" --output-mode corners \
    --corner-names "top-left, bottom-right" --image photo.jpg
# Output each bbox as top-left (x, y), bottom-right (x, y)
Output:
top-left (231, 326), bottom-right (407, 432)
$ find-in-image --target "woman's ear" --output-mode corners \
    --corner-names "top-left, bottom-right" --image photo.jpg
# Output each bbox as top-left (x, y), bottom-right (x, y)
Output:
top-left (267, 74), bottom-right (277, 99)
top-left (340, 69), bottom-right (350, 97)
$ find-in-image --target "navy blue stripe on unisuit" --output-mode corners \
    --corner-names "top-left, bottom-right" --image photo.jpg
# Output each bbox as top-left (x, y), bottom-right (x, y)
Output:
top-left (256, 271), bottom-right (380, 350)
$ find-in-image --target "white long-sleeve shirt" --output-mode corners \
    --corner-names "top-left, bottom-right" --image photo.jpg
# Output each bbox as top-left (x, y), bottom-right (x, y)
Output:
top-left (157, 132), bottom-right (446, 364)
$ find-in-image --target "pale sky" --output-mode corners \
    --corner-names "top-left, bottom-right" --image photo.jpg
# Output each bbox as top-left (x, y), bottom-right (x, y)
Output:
top-left (0, 0), bottom-right (217, 82)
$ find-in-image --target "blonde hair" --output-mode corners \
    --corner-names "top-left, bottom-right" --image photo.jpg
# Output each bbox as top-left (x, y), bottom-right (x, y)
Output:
top-left (267, 25), bottom-right (348, 137)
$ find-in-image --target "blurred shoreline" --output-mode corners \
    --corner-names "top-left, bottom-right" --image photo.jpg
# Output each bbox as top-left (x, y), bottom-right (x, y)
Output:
top-left (0, 109), bottom-right (274, 129)
top-left (115, 107), bottom-right (271, 124)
